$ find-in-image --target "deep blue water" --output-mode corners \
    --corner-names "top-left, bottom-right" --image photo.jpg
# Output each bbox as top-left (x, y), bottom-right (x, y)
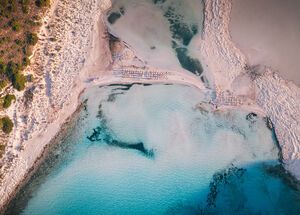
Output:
top-left (6, 85), bottom-right (300, 215)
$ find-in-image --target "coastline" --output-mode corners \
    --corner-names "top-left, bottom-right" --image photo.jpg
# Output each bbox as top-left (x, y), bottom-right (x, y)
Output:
top-left (0, 0), bottom-right (113, 212)
top-left (227, 0), bottom-right (300, 179)
top-left (0, 0), bottom-right (300, 212)
top-left (200, 0), bottom-right (300, 180)
top-left (0, 100), bottom-right (84, 214)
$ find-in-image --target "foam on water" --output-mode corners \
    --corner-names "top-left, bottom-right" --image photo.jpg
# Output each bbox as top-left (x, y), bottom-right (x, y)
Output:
top-left (8, 84), bottom-right (300, 215)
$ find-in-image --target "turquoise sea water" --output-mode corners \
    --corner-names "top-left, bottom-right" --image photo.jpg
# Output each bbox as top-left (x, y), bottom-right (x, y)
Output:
top-left (7, 84), bottom-right (300, 215)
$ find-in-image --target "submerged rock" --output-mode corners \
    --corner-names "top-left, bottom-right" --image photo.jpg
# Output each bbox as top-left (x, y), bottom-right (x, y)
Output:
top-left (88, 102), bottom-right (154, 158)
top-left (264, 116), bottom-right (274, 130)
top-left (87, 126), bottom-right (154, 158)
top-left (264, 164), bottom-right (300, 191)
top-left (107, 12), bottom-right (122, 24)
top-left (246, 112), bottom-right (257, 122)
top-left (205, 166), bottom-right (246, 209)
top-left (174, 47), bottom-right (203, 75)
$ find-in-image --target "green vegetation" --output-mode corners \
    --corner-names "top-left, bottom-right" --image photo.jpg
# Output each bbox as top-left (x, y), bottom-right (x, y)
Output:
top-left (21, 0), bottom-right (30, 14)
top-left (0, 116), bottom-right (13, 134)
top-left (26, 32), bottom-right (38, 45)
top-left (12, 72), bottom-right (26, 91)
top-left (0, 143), bottom-right (5, 158)
top-left (0, 0), bottom-right (50, 91)
top-left (22, 56), bottom-right (30, 66)
top-left (3, 61), bottom-right (26, 91)
top-left (35, 0), bottom-right (50, 7)
top-left (11, 19), bottom-right (21, 31)
top-left (0, 1), bottom-right (40, 153)
top-left (0, 0), bottom-right (51, 100)
top-left (0, 80), bottom-right (8, 90)
top-left (2, 94), bottom-right (16, 109)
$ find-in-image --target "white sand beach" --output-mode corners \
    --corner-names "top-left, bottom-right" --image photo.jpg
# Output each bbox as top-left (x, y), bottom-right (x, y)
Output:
top-left (0, 0), bottom-right (300, 211)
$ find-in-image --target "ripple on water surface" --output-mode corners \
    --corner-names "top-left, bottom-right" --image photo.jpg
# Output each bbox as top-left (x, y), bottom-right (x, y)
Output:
top-left (7, 85), bottom-right (300, 215)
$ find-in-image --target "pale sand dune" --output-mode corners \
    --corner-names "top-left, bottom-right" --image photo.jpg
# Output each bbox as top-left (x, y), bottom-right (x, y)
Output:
top-left (230, 0), bottom-right (300, 86)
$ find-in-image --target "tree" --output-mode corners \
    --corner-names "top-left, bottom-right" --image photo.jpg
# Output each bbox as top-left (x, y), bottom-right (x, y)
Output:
top-left (10, 20), bottom-right (21, 31)
top-left (0, 0), bottom-right (9, 9)
top-left (4, 62), bottom-right (26, 91)
top-left (0, 62), bottom-right (6, 74)
top-left (0, 116), bottom-right (13, 134)
top-left (2, 94), bottom-right (16, 108)
top-left (22, 5), bottom-right (29, 14)
top-left (8, 0), bottom-right (18, 12)
top-left (35, 0), bottom-right (50, 7)
top-left (26, 32), bottom-right (38, 46)
top-left (0, 143), bottom-right (5, 158)
top-left (0, 79), bottom-right (7, 90)
top-left (12, 72), bottom-right (26, 91)
top-left (5, 61), bottom-right (20, 79)
top-left (22, 56), bottom-right (30, 66)
top-left (20, 0), bottom-right (30, 5)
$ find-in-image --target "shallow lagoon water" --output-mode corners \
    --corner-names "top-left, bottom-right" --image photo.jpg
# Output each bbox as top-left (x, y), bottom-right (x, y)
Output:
top-left (7, 84), bottom-right (300, 215)
top-left (230, 0), bottom-right (300, 85)
top-left (107, 0), bottom-right (204, 76)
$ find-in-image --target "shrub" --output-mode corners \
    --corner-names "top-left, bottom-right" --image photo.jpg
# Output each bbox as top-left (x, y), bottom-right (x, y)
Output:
top-left (35, 0), bottom-right (50, 7)
top-left (20, 0), bottom-right (30, 5)
top-left (22, 5), bottom-right (29, 14)
top-left (22, 45), bottom-right (32, 57)
top-left (2, 94), bottom-right (16, 108)
top-left (0, 0), bottom-right (9, 9)
top-left (0, 144), bottom-right (5, 158)
top-left (8, 0), bottom-right (17, 12)
top-left (0, 62), bottom-right (6, 74)
top-left (0, 79), bottom-right (8, 90)
top-left (22, 56), bottom-right (30, 66)
top-left (0, 116), bottom-right (13, 134)
top-left (15, 39), bottom-right (23, 46)
top-left (11, 20), bottom-right (21, 31)
top-left (5, 61), bottom-right (20, 78)
top-left (20, 0), bottom-right (30, 13)
top-left (12, 72), bottom-right (26, 91)
top-left (26, 32), bottom-right (38, 46)
top-left (4, 62), bottom-right (26, 91)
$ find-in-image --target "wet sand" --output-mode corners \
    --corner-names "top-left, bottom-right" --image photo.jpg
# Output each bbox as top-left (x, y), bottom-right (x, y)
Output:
top-left (230, 0), bottom-right (300, 86)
